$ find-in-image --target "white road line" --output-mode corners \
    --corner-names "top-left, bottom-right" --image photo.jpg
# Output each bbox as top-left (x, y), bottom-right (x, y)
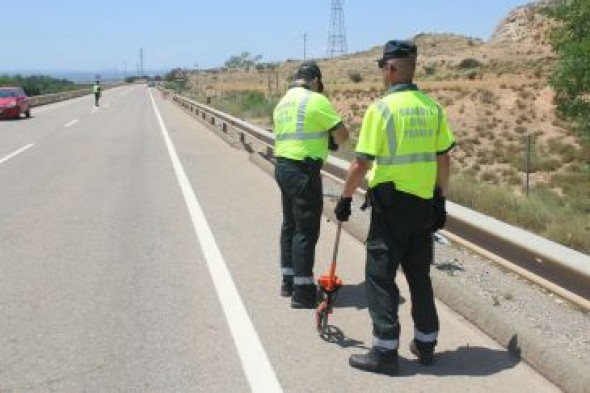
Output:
top-left (148, 90), bottom-right (282, 393)
top-left (64, 119), bottom-right (79, 127)
top-left (0, 144), bottom-right (34, 165)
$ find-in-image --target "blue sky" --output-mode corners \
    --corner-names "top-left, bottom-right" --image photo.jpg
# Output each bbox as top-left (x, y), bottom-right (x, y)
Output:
top-left (1, 0), bottom-right (533, 75)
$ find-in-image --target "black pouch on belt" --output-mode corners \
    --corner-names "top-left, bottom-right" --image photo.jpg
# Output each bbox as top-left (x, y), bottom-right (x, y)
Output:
top-left (369, 182), bottom-right (396, 213)
top-left (302, 157), bottom-right (323, 173)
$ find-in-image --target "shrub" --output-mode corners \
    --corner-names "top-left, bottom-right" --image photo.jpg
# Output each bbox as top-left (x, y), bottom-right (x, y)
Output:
top-left (458, 58), bottom-right (482, 69)
top-left (348, 71), bottom-right (363, 83)
top-left (465, 70), bottom-right (479, 80)
top-left (424, 65), bottom-right (436, 76)
top-left (481, 170), bottom-right (499, 183)
top-left (532, 157), bottom-right (561, 173)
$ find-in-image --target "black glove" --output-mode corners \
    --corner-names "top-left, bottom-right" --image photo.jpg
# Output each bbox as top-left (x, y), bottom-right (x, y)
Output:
top-left (432, 187), bottom-right (447, 231)
top-left (328, 134), bottom-right (339, 151)
top-left (334, 196), bottom-right (352, 222)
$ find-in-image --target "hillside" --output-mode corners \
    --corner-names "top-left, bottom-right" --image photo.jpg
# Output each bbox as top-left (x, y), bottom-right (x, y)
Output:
top-left (179, 0), bottom-right (589, 252)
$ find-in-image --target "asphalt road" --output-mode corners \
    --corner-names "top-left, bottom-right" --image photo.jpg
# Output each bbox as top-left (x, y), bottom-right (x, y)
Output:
top-left (0, 86), bottom-right (560, 392)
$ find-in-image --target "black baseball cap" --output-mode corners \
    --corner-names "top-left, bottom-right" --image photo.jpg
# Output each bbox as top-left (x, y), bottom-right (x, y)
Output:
top-left (378, 40), bottom-right (417, 68)
top-left (295, 61), bottom-right (322, 80)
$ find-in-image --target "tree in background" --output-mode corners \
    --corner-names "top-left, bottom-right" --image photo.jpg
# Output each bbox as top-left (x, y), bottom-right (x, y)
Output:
top-left (0, 75), bottom-right (75, 96)
top-left (543, 0), bottom-right (590, 139)
top-left (164, 68), bottom-right (184, 82)
top-left (224, 52), bottom-right (262, 70)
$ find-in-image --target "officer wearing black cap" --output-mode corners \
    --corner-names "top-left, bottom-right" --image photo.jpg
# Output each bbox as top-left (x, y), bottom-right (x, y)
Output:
top-left (273, 61), bottom-right (349, 308)
top-left (335, 40), bottom-right (455, 373)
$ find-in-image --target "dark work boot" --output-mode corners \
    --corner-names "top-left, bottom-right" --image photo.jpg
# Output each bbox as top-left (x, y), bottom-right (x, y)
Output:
top-left (409, 340), bottom-right (434, 365)
top-left (349, 348), bottom-right (398, 375)
top-left (290, 285), bottom-right (317, 309)
top-left (280, 279), bottom-right (293, 297)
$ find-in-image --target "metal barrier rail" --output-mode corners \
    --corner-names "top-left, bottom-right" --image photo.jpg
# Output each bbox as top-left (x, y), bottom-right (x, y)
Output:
top-left (29, 89), bottom-right (90, 107)
top-left (165, 89), bottom-right (590, 310)
top-left (29, 84), bottom-right (124, 108)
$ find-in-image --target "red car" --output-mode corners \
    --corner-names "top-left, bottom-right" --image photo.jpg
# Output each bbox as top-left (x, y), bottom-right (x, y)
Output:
top-left (0, 87), bottom-right (31, 119)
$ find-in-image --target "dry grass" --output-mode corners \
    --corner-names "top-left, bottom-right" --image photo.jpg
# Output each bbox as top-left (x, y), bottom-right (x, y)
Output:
top-left (175, 25), bottom-right (589, 254)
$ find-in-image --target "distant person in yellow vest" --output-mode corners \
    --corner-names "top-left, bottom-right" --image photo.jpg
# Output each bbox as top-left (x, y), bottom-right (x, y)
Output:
top-left (273, 61), bottom-right (349, 308)
top-left (335, 40), bottom-right (455, 374)
top-left (93, 80), bottom-right (101, 107)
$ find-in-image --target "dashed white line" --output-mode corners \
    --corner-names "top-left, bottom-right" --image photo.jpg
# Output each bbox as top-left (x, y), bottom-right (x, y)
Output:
top-left (148, 89), bottom-right (282, 393)
top-left (65, 119), bottom-right (79, 127)
top-left (0, 144), bottom-right (34, 165)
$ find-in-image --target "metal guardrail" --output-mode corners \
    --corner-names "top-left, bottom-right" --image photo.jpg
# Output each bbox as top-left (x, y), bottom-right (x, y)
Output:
top-left (28, 84), bottom-right (124, 108)
top-left (29, 89), bottom-right (90, 107)
top-left (165, 89), bottom-right (590, 309)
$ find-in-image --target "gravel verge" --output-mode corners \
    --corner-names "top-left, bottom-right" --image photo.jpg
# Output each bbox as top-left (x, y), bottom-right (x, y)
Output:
top-left (318, 172), bottom-right (590, 393)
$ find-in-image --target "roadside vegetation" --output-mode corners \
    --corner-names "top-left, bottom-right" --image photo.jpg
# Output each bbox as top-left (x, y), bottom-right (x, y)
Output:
top-left (172, 6), bottom-right (590, 254)
top-left (543, 0), bottom-right (590, 141)
top-left (0, 75), bottom-right (81, 96)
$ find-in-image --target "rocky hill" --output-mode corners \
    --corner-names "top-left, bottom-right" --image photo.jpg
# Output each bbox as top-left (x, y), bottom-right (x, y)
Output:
top-left (491, 0), bottom-right (557, 45)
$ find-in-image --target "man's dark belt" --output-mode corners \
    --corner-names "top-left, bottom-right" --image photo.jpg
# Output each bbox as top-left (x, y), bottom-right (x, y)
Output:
top-left (363, 182), bottom-right (429, 212)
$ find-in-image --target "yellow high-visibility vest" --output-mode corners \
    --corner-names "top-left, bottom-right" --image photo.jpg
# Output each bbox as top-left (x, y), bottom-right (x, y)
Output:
top-left (356, 85), bottom-right (455, 199)
top-left (273, 86), bottom-right (342, 161)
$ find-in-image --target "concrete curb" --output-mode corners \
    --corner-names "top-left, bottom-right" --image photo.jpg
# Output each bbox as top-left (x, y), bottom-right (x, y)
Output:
top-left (248, 152), bottom-right (590, 393)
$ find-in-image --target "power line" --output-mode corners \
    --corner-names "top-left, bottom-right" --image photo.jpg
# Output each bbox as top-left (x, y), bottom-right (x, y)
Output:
top-left (327, 0), bottom-right (347, 58)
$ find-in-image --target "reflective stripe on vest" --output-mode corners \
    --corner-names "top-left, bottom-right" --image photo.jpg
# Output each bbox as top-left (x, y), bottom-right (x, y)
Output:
top-left (374, 100), bottom-right (441, 166)
top-left (275, 89), bottom-right (329, 141)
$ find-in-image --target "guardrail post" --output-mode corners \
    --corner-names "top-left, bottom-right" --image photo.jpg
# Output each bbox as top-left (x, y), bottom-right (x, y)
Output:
top-left (524, 134), bottom-right (531, 197)
top-left (265, 146), bottom-right (274, 160)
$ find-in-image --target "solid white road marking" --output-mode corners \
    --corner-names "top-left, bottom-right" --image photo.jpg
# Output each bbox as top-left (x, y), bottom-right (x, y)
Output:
top-left (0, 144), bottom-right (34, 165)
top-left (64, 119), bottom-right (79, 127)
top-left (148, 90), bottom-right (282, 393)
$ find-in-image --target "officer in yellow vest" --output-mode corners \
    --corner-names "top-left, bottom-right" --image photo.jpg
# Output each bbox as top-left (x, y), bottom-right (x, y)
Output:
top-left (93, 80), bottom-right (101, 107)
top-left (273, 61), bottom-right (349, 308)
top-left (335, 40), bottom-right (455, 373)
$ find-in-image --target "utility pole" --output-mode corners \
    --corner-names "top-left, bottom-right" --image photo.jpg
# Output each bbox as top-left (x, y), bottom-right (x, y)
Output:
top-left (139, 47), bottom-right (144, 76)
top-left (524, 134), bottom-right (532, 197)
top-left (194, 63), bottom-right (200, 93)
top-left (327, 0), bottom-right (348, 58)
top-left (303, 32), bottom-right (308, 60)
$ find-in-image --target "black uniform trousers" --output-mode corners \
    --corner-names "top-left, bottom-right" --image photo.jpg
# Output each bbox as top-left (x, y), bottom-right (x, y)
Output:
top-left (275, 157), bottom-right (323, 285)
top-left (366, 182), bottom-right (439, 351)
